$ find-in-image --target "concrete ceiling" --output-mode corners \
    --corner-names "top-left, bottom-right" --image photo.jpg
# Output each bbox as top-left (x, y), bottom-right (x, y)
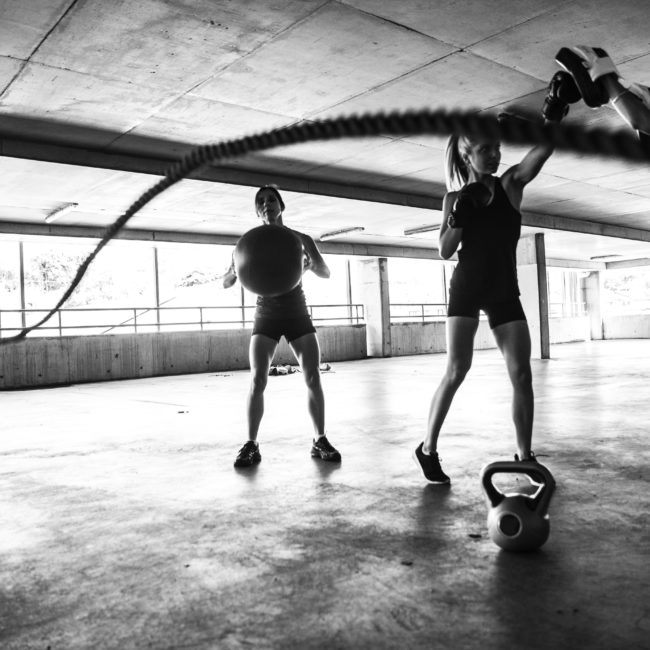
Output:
top-left (0, 0), bottom-right (649, 265)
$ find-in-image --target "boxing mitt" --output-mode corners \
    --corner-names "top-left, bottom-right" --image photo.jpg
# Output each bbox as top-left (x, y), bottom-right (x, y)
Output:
top-left (448, 182), bottom-right (491, 229)
top-left (542, 71), bottom-right (581, 121)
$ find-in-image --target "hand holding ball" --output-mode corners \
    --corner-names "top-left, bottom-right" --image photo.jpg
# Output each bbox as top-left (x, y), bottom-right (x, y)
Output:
top-left (234, 224), bottom-right (304, 297)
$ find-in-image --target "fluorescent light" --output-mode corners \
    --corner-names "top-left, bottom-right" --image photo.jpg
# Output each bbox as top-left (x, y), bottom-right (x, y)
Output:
top-left (589, 254), bottom-right (622, 260)
top-left (319, 226), bottom-right (365, 242)
top-left (404, 224), bottom-right (439, 236)
top-left (45, 202), bottom-right (79, 224)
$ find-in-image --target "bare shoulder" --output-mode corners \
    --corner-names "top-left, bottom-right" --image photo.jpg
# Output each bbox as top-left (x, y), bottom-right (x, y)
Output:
top-left (442, 191), bottom-right (457, 211)
top-left (287, 227), bottom-right (309, 241)
top-left (498, 171), bottom-right (524, 209)
top-left (499, 165), bottom-right (519, 186)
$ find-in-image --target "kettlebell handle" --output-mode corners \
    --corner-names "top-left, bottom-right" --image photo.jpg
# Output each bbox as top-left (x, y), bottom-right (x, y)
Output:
top-left (480, 461), bottom-right (556, 514)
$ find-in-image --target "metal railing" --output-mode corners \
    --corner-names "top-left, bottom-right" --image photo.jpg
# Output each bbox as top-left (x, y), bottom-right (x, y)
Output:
top-left (391, 301), bottom-right (589, 323)
top-left (0, 303), bottom-right (365, 337)
top-left (390, 303), bottom-right (447, 323)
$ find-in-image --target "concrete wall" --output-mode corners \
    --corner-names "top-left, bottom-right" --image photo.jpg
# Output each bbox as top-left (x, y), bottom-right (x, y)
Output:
top-left (549, 317), bottom-right (589, 344)
top-left (390, 320), bottom-right (496, 356)
top-left (273, 325), bottom-right (366, 365)
top-left (603, 314), bottom-right (650, 339)
top-left (6, 313), bottom-right (631, 389)
top-left (391, 316), bottom-right (591, 357)
top-left (0, 325), bottom-right (366, 389)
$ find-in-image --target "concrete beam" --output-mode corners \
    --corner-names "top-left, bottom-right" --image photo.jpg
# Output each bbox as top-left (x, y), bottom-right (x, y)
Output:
top-left (0, 136), bottom-right (442, 210)
top-left (522, 211), bottom-right (650, 243)
top-left (3, 135), bottom-right (650, 241)
top-left (199, 166), bottom-right (442, 210)
top-left (0, 220), bottom-right (444, 259)
top-left (546, 258), bottom-right (606, 270)
top-left (318, 241), bottom-right (442, 259)
top-left (0, 221), bottom-right (239, 246)
top-left (0, 137), bottom-right (170, 176)
top-left (605, 257), bottom-right (650, 269)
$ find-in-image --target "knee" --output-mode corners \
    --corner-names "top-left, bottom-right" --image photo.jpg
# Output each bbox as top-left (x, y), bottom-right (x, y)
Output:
top-left (303, 369), bottom-right (321, 391)
top-left (250, 372), bottom-right (268, 394)
top-left (511, 364), bottom-right (532, 390)
top-left (445, 361), bottom-right (471, 387)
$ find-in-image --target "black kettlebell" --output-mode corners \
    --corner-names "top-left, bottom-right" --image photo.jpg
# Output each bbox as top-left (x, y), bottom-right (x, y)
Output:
top-left (480, 460), bottom-right (556, 552)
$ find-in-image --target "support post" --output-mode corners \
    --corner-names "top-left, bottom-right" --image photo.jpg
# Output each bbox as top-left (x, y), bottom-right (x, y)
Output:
top-left (358, 257), bottom-right (391, 357)
top-left (517, 233), bottom-right (550, 359)
top-left (582, 271), bottom-right (603, 340)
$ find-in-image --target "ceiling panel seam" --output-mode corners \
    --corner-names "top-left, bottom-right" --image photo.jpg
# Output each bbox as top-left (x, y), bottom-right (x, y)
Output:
top-left (107, 1), bottom-right (333, 149)
top-left (0, 0), bottom-right (79, 100)
top-left (303, 51), bottom-right (458, 122)
top-left (465, 0), bottom-right (575, 50)
top-left (458, 49), bottom-right (550, 85)
top-left (336, 1), bottom-right (456, 45)
top-left (338, 0), bottom-right (571, 52)
top-left (306, 50), bottom-right (548, 126)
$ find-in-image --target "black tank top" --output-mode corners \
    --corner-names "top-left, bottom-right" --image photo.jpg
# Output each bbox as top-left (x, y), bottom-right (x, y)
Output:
top-left (449, 178), bottom-right (521, 302)
top-left (255, 283), bottom-right (310, 320)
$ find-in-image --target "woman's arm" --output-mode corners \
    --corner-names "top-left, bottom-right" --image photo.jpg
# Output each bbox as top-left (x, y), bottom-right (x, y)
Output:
top-left (501, 87), bottom-right (565, 189)
top-left (222, 254), bottom-right (237, 289)
top-left (505, 139), bottom-right (554, 188)
top-left (298, 232), bottom-right (330, 278)
top-left (438, 192), bottom-right (463, 260)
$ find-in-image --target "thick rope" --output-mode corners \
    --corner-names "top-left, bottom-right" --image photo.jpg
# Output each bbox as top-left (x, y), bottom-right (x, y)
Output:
top-left (1, 108), bottom-right (647, 344)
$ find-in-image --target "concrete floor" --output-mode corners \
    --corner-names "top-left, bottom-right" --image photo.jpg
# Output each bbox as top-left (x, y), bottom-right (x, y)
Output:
top-left (1, 340), bottom-right (648, 650)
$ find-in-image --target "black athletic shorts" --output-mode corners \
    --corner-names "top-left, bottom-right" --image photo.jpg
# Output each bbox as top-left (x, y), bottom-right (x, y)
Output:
top-left (252, 314), bottom-right (316, 342)
top-left (447, 293), bottom-right (526, 329)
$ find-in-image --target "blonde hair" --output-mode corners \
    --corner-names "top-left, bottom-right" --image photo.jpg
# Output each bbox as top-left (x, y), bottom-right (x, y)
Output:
top-left (444, 134), bottom-right (474, 192)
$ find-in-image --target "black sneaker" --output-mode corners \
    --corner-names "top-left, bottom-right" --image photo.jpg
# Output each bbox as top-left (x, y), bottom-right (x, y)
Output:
top-left (311, 436), bottom-right (341, 462)
top-left (413, 443), bottom-right (450, 484)
top-left (514, 451), bottom-right (538, 462)
top-left (515, 451), bottom-right (542, 485)
top-left (234, 441), bottom-right (261, 468)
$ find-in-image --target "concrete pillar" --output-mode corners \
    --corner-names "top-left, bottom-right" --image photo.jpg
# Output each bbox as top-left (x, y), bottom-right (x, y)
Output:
top-left (18, 241), bottom-right (26, 329)
top-left (153, 246), bottom-right (161, 332)
top-left (358, 257), bottom-right (391, 357)
top-left (582, 271), bottom-right (603, 340)
top-left (517, 233), bottom-right (550, 359)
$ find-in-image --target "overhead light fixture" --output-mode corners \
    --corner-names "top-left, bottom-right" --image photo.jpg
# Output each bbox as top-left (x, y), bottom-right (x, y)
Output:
top-left (404, 224), bottom-right (440, 236)
top-left (45, 202), bottom-right (79, 224)
top-left (589, 254), bottom-right (622, 260)
top-left (319, 226), bottom-right (365, 242)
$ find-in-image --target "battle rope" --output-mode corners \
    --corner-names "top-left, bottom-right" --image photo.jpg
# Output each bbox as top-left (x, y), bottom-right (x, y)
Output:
top-left (1, 108), bottom-right (647, 343)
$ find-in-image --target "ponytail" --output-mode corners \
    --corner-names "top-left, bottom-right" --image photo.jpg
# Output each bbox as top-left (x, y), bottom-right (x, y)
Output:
top-left (444, 134), bottom-right (473, 191)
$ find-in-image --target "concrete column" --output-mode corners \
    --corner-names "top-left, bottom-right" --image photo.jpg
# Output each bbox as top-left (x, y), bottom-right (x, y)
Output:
top-left (153, 246), bottom-right (160, 332)
top-left (358, 257), bottom-right (391, 357)
top-left (517, 233), bottom-right (550, 359)
top-left (582, 271), bottom-right (603, 340)
top-left (18, 241), bottom-right (26, 329)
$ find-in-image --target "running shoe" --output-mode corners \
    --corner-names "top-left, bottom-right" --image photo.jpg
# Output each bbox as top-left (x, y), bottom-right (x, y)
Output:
top-left (234, 441), bottom-right (261, 468)
top-left (311, 436), bottom-right (341, 462)
top-left (413, 442), bottom-right (450, 484)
